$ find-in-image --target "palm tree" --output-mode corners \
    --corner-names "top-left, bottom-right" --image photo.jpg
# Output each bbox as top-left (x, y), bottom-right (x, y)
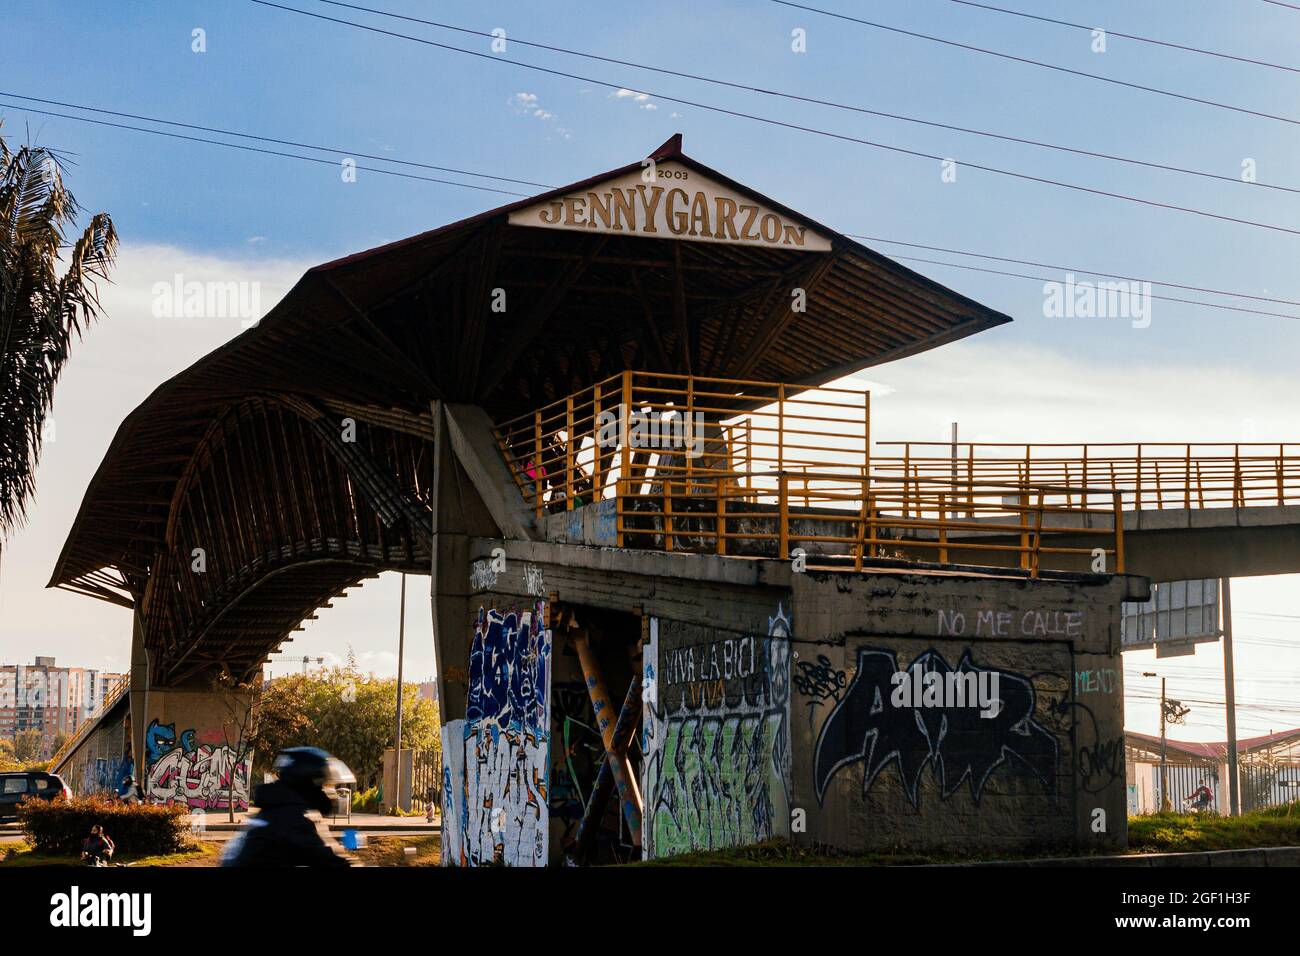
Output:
top-left (0, 127), bottom-right (117, 539)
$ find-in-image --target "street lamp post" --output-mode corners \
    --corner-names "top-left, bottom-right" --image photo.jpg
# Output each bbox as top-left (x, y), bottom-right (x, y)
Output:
top-left (394, 573), bottom-right (406, 814)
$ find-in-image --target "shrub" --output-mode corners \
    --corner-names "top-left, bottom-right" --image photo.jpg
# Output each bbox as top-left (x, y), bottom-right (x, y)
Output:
top-left (351, 786), bottom-right (379, 814)
top-left (18, 794), bottom-right (194, 857)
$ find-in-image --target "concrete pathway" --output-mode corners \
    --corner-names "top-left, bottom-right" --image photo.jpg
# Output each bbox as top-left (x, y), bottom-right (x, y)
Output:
top-left (189, 810), bottom-right (441, 832)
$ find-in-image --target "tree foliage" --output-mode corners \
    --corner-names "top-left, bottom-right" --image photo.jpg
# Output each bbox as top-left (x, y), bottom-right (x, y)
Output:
top-left (256, 660), bottom-right (439, 789)
top-left (6, 728), bottom-right (44, 765)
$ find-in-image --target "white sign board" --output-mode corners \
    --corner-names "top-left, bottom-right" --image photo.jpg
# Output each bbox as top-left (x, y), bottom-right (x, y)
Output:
top-left (1122, 578), bottom-right (1221, 652)
top-left (507, 161), bottom-right (833, 252)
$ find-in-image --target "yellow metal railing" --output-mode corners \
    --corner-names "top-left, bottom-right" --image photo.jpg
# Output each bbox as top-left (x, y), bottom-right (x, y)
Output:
top-left (49, 677), bottom-right (130, 772)
top-left (875, 442), bottom-right (1300, 512)
top-left (495, 375), bottom-right (1125, 576)
top-left (613, 469), bottom-right (1123, 574)
top-left (494, 370), bottom-right (871, 517)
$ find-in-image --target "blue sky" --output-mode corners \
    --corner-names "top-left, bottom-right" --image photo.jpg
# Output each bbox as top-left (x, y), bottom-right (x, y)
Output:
top-left (9, 0), bottom-right (1300, 367)
top-left (3, 0), bottom-right (1299, 739)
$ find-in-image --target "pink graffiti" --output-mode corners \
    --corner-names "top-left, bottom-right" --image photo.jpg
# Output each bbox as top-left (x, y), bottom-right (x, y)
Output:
top-left (146, 745), bottom-right (250, 811)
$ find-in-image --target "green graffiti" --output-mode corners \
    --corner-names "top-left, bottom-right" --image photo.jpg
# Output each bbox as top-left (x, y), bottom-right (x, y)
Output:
top-left (648, 712), bottom-right (786, 856)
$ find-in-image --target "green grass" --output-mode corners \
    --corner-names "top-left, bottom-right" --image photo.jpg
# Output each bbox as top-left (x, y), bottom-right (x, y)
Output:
top-left (1128, 802), bottom-right (1300, 853)
top-left (352, 834), bottom-right (441, 866)
top-left (0, 841), bottom-right (215, 868)
top-left (635, 802), bottom-right (1300, 866)
top-left (633, 838), bottom-right (1026, 867)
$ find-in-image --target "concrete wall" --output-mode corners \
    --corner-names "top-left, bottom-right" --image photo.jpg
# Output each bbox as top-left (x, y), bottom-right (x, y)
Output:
top-left (642, 608), bottom-right (793, 858)
top-left (790, 569), bottom-right (1135, 853)
top-left (57, 694), bottom-right (133, 797)
top-left (440, 592), bottom-right (552, 867)
top-left (445, 539), bottom-right (1141, 862)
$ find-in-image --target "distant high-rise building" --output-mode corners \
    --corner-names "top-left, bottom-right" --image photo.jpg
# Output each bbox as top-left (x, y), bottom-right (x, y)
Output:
top-left (0, 657), bottom-right (128, 758)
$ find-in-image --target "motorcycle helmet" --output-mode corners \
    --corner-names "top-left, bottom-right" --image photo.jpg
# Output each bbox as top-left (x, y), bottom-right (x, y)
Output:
top-left (273, 747), bottom-right (356, 815)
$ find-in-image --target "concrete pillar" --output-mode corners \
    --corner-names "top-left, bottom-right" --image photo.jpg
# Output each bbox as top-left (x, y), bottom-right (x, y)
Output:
top-left (128, 606), bottom-right (149, 790)
top-left (430, 401), bottom-right (474, 725)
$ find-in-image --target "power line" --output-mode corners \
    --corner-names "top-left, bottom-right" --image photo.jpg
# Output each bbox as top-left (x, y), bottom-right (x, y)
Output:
top-left (771, 0), bottom-right (1300, 128)
top-left (1259, 0), bottom-right (1300, 11)
top-left (852, 236), bottom-right (1300, 307)
top-left (0, 100), bottom-right (530, 197)
top-left (0, 90), bottom-right (549, 189)
top-left (5, 93), bottom-right (1300, 322)
top-left (306, 0), bottom-right (1300, 197)
top-left (949, 0), bottom-right (1300, 76)
top-left (880, 254), bottom-right (1300, 321)
top-left (247, 0), bottom-right (1300, 239)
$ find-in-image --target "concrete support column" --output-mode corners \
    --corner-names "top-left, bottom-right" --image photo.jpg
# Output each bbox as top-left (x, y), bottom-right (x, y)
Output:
top-left (430, 400), bottom-right (474, 725)
top-left (128, 606), bottom-right (149, 790)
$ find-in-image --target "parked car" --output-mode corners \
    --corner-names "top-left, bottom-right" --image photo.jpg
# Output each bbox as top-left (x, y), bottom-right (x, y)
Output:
top-left (0, 772), bottom-right (72, 821)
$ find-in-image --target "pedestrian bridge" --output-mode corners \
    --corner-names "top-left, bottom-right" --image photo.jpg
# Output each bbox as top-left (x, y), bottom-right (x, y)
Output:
top-left (872, 442), bottom-right (1300, 582)
top-left (494, 377), bottom-right (1300, 584)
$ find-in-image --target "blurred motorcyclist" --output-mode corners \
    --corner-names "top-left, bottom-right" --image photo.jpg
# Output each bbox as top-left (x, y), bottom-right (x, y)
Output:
top-left (221, 747), bottom-right (358, 867)
top-left (119, 775), bottom-right (142, 805)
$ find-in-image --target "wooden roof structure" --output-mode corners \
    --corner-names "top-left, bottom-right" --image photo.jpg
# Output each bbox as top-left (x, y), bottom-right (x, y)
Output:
top-left (49, 134), bottom-right (1010, 682)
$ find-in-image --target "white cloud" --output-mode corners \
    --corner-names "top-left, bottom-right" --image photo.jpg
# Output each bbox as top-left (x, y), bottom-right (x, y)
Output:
top-left (508, 92), bottom-right (569, 138)
top-left (509, 92), bottom-right (553, 121)
top-left (0, 243), bottom-right (308, 670)
top-left (612, 88), bottom-right (658, 111)
top-left (853, 339), bottom-right (1300, 446)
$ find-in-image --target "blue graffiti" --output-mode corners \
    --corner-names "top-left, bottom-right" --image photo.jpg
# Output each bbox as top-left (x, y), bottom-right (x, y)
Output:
top-left (88, 756), bottom-right (134, 795)
top-left (466, 603), bottom-right (550, 735)
top-left (145, 720), bottom-right (176, 765)
top-left (145, 720), bottom-right (198, 766)
top-left (595, 499), bottom-right (617, 543)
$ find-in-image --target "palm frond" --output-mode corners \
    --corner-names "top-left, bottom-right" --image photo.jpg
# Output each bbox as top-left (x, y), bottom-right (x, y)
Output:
top-left (0, 132), bottom-right (117, 536)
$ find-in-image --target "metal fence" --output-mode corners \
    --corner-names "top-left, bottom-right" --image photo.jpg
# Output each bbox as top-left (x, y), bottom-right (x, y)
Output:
top-left (409, 748), bottom-right (442, 815)
top-left (876, 441), bottom-right (1300, 512)
top-left (1139, 761), bottom-right (1300, 815)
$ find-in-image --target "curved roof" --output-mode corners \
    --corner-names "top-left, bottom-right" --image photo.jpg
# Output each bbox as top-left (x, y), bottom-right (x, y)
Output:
top-left (50, 134), bottom-right (1011, 595)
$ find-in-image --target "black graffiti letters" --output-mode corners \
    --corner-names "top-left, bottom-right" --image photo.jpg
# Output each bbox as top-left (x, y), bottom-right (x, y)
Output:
top-left (813, 648), bottom-right (1058, 807)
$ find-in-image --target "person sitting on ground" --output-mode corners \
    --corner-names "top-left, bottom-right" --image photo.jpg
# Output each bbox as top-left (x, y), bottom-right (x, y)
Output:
top-left (81, 825), bottom-right (115, 866)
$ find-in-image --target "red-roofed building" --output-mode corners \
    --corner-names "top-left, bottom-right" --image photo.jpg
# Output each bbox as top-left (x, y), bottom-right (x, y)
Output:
top-left (1125, 728), bottom-right (1300, 815)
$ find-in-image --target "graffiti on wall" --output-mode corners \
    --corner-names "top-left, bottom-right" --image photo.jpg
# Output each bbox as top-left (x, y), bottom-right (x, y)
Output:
top-left (143, 719), bottom-right (250, 811)
top-left (813, 648), bottom-right (1058, 807)
top-left (1050, 696), bottom-right (1124, 794)
top-left (641, 606), bottom-right (792, 859)
top-left (793, 653), bottom-right (847, 729)
top-left (443, 600), bottom-right (553, 866)
top-left (549, 682), bottom-right (604, 841)
top-left (594, 499), bottom-right (617, 544)
top-left (84, 755), bottom-right (133, 796)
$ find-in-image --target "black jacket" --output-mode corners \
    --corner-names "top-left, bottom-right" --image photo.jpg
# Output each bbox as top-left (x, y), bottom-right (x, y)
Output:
top-left (221, 781), bottom-right (354, 867)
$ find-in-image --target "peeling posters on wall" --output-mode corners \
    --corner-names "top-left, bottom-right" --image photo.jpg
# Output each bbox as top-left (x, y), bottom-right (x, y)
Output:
top-left (442, 599), bottom-right (552, 866)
